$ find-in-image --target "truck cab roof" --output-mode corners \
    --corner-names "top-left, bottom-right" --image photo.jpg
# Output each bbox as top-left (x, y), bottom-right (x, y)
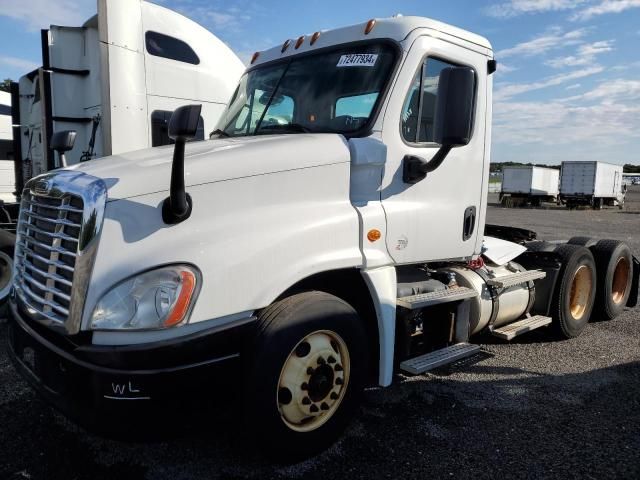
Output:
top-left (251, 15), bottom-right (493, 67)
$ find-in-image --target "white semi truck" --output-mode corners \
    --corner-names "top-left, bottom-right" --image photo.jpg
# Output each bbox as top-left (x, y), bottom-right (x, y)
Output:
top-left (6, 16), bottom-right (639, 459)
top-left (500, 165), bottom-right (559, 207)
top-left (559, 161), bottom-right (626, 209)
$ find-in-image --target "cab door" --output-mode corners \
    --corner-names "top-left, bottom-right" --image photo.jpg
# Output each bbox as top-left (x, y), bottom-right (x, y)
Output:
top-left (380, 36), bottom-right (489, 263)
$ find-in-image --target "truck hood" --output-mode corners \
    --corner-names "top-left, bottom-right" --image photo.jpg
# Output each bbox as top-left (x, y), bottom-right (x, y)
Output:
top-left (67, 134), bottom-right (351, 200)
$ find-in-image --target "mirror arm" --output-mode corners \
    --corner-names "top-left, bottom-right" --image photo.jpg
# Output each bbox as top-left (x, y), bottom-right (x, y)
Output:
top-left (162, 139), bottom-right (192, 224)
top-left (402, 145), bottom-right (453, 184)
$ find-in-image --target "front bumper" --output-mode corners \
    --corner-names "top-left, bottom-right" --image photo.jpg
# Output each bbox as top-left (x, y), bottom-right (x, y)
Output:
top-left (6, 299), bottom-right (255, 430)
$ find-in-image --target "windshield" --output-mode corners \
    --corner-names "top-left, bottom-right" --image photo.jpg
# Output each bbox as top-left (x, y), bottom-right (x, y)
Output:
top-left (215, 42), bottom-right (397, 137)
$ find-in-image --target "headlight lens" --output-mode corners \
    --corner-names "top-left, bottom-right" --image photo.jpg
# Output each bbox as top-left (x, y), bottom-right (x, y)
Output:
top-left (90, 265), bottom-right (199, 330)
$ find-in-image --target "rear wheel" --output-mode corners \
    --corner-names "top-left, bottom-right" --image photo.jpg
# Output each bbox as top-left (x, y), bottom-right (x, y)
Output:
top-left (567, 236), bottom-right (597, 248)
top-left (591, 240), bottom-right (633, 320)
top-left (551, 245), bottom-right (597, 339)
top-left (243, 291), bottom-right (368, 460)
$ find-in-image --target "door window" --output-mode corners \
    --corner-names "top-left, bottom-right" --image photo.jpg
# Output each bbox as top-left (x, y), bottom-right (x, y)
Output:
top-left (401, 57), bottom-right (462, 144)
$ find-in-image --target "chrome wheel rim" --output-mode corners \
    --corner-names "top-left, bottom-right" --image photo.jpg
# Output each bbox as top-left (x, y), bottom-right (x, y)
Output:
top-left (0, 251), bottom-right (13, 301)
top-left (277, 330), bottom-right (350, 432)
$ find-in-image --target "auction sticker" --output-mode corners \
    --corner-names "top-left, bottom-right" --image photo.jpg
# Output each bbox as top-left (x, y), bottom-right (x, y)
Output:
top-left (337, 54), bottom-right (378, 67)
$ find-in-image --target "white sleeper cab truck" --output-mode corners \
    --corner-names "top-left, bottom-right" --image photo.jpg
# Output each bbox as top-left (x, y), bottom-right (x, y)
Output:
top-left (13, 0), bottom-right (243, 191)
top-left (6, 17), bottom-right (639, 459)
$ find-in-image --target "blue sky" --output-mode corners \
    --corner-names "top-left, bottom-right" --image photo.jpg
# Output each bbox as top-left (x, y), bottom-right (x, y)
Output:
top-left (0, 0), bottom-right (639, 165)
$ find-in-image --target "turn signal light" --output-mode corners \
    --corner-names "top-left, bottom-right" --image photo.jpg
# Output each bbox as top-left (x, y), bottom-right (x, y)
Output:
top-left (163, 270), bottom-right (197, 327)
top-left (367, 229), bottom-right (382, 242)
top-left (295, 35), bottom-right (305, 49)
top-left (310, 31), bottom-right (321, 45)
top-left (250, 51), bottom-right (260, 64)
top-left (364, 19), bottom-right (376, 35)
top-left (281, 39), bottom-right (292, 53)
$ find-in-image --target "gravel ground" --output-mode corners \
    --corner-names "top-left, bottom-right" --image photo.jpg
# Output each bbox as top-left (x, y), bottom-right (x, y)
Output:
top-left (1, 187), bottom-right (639, 480)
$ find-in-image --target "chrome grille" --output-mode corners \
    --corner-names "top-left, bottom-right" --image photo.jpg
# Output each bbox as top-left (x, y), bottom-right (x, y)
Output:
top-left (13, 171), bottom-right (108, 334)
top-left (14, 192), bottom-right (84, 324)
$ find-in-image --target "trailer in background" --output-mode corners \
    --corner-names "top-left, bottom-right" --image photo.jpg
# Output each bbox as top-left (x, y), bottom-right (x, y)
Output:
top-left (500, 165), bottom-right (559, 207)
top-left (560, 161), bottom-right (625, 209)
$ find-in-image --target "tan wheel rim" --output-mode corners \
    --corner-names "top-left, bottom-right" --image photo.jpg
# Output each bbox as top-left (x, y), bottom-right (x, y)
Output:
top-left (277, 330), bottom-right (350, 433)
top-left (611, 257), bottom-right (630, 304)
top-left (569, 265), bottom-right (593, 319)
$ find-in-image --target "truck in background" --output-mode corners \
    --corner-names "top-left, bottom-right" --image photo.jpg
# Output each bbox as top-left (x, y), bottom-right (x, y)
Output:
top-left (0, 90), bottom-right (16, 203)
top-left (6, 16), bottom-right (639, 459)
top-left (500, 165), bottom-right (559, 207)
top-left (560, 161), bottom-right (625, 209)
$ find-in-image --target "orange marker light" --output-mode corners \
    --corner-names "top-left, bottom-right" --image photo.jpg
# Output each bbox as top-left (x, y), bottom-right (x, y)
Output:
top-left (281, 39), bottom-right (292, 53)
top-left (163, 270), bottom-right (196, 327)
top-left (310, 31), bottom-right (321, 45)
top-left (250, 51), bottom-right (260, 64)
top-left (295, 35), bottom-right (305, 49)
top-left (367, 229), bottom-right (382, 242)
top-left (364, 19), bottom-right (376, 35)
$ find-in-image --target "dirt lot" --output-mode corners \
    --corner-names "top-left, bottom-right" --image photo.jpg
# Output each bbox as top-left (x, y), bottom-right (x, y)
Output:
top-left (1, 187), bottom-right (639, 480)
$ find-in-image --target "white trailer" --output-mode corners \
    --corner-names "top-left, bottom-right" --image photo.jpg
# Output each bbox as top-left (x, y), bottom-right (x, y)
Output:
top-left (560, 161), bottom-right (625, 209)
top-left (13, 0), bottom-right (244, 189)
top-left (6, 16), bottom-right (639, 459)
top-left (500, 166), bottom-right (559, 207)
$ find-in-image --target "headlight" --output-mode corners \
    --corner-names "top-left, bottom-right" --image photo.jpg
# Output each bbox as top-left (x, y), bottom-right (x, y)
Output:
top-left (90, 265), bottom-right (200, 330)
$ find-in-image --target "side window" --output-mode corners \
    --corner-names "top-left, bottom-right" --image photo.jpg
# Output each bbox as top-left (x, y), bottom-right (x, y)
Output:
top-left (401, 57), bottom-right (463, 144)
top-left (151, 110), bottom-right (204, 147)
top-left (145, 31), bottom-right (200, 65)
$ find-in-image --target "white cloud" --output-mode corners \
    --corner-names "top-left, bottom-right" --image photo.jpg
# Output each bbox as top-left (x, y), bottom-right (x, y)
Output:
top-left (572, 0), bottom-right (640, 21)
top-left (493, 80), bottom-right (640, 149)
top-left (0, 55), bottom-right (38, 72)
top-left (0, 0), bottom-right (93, 30)
top-left (496, 27), bottom-right (589, 58)
top-left (495, 66), bottom-right (603, 100)
top-left (485, 0), bottom-right (585, 17)
top-left (546, 40), bottom-right (614, 68)
top-left (566, 83), bottom-right (582, 90)
top-left (497, 63), bottom-right (518, 75)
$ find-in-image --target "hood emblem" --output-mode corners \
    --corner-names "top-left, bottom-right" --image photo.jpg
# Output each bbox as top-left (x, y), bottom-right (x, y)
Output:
top-left (33, 179), bottom-right (53, 196)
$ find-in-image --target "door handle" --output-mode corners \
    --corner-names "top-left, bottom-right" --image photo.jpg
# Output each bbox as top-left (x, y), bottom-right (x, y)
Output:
top-left (462, 206), bottom-right (476, 241)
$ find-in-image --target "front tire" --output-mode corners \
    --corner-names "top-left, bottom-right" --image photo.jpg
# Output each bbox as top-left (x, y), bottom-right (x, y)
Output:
top-left (551, 245), bottom-right (597, 339)
top-left (243, 291), bottom-right (368, 460)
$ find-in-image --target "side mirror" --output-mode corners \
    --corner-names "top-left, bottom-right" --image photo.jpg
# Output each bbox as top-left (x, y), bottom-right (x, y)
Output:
top-left (169, 104), bottom-right (202, 142)
top-left (163, 104), bottom-right (202, 224)
top-left (50, 130), bottom-right (76, 168)
top-left (434, 67), bottom-right (475, 147)
top-left (403, 67), bottom-right (476, 184)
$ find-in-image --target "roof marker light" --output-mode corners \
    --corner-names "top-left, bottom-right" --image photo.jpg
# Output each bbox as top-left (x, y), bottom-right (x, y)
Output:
top-left (250, 51), bottom-right (260, 64)
top-left (310, 31), bottom-right (321, 45)
top-left (295, 35), bottom-right (305, 49)
top-left (281, 39), bottom-right (292, 53)
top-left (364, 19), bottom-right (376, 35)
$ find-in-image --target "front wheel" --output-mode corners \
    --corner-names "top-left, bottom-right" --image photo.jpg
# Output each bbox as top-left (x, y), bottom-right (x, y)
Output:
top-left (243, 291), bottom-right (368, 460)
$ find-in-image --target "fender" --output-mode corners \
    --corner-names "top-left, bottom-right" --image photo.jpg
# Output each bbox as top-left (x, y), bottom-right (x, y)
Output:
top-left (361, 265), bottom-right (397, 386)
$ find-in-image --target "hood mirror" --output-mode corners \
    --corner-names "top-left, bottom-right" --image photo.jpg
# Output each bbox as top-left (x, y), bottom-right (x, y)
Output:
top-left (162, 104), bottom-right (202, 224)
top-left (50, 130), bottom-right (77, 168)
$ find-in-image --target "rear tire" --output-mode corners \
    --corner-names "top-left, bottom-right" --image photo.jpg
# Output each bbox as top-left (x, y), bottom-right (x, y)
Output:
top-left (567, 236), bottom-right (597, 248)
top-left (551, 245), bottom-right (597, 339)
top-left (0, 247), bottom-right (14, 316)
top-left (590, 240), bottom-right (633, 320)
top-left (243, 291), bottom-right (368, 460)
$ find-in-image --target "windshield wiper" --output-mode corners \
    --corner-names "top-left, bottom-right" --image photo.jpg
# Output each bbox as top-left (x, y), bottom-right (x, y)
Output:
top-left (256, 123), bottom-right (312, 134)
top-left (209, 129), bottom-right (230, 138)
